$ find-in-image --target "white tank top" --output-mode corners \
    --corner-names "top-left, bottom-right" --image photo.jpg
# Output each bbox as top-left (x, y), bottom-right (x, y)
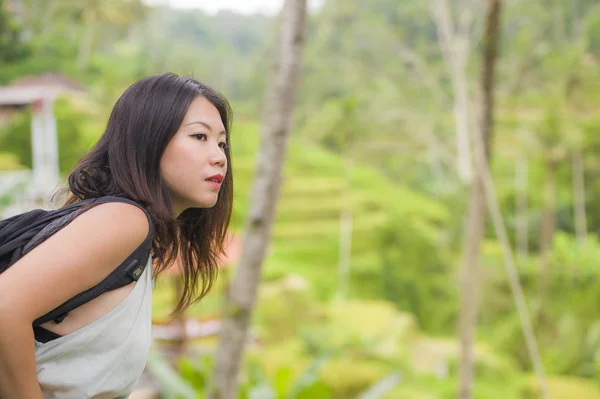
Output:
top-left (35, 257), bottom-right (154, 399)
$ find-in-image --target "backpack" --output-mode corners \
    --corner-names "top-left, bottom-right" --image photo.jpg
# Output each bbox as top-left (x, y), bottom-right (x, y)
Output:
top-left (0, 196), bottom-right (154, 341)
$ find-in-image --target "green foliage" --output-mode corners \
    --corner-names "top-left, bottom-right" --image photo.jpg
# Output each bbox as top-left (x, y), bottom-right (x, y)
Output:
top-left (378, 211), bottom-right (456, 333)
top-left (480, 233), bottom-right (600, 379)
top-left (146, 349), bottom-right (198, 399)
top-left (0, 0), bottom-right (30, 69)
top-left (319, 358), bottom-right (393, 396)
top-left (541, 233), bottom-right (600, 377)
top-left (584, 6), bottom-right (600, 56)
top-left (147, 349), bottom-right (334, 399)
top-left (252, 296), bottom-right (526, 397)
top-left (254, 300), bottom-right (410, 396)
top-left (0, 98), bottom-right (91, 175)
top-left (536, 100), bottom-right (565, 151)
top-left (0, 111), bottom-right (31, 169)
top-left (254, 275), bottom-right (322, 343)
top-left (0, 151), bottom-right (25, 171)
top-left (178, 356), bottom-right (214, 393)
top-left (521, 375), bottom-right (600, 399)
top-left (356, 373), bottom-right (402, 399)
top-left (381, 373), bottom-right (527, 399)
top-left (307, 300), bottom-right (418, 361)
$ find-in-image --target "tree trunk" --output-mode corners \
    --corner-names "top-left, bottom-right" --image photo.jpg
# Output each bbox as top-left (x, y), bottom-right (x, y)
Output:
top-left (572, 147), bottom-right (587, 245)
top-left (515, 155), bottom-right (529, 263)
top-left (458, 175), bottom-right (486, 399)
top-left (537, 159), bottom-right (557, 307)
top-left (208, 1), bottom-right (307, 398)
top-left (458, 1), bottom-right (501, 398)
top-left (39, 0), bottom-right (59, 37)
top-left (77, 5), bottom-right (96, 71)
top-left (432, 0), bottom-right (473, 184)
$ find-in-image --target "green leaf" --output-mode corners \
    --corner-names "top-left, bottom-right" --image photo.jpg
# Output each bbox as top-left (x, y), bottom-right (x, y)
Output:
top-left (295, 381), bottom-right (332, 399)
top-left (274, 367), bottom-right (294, 398)
top-left (356, 372), bottom-right (402, 399)
top-left (288, 354), bottom-right (330, 399)
top-left (246, 358), bottom-right (276, 399)
top-left (249, 384), bottom-right (276, 399)
top-left (145, 349), bottom-right (197, 399)
top-left (177, 355), bottom-right (214, 391)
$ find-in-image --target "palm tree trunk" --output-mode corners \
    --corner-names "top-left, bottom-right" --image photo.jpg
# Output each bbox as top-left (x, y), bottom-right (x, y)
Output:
top-left (208, 1), bottom-right (307, 398)
top-left (77, 5), bottom-right (96, 71)
top-left (458, 177), bottom-right (486, 399)
top-left (572, 147), bottom-right (587, 245)
top-left (537, 159), bottom-right (557, 308)
top-left (432, 0), bottom-right (473, 184)
top-left (458, 1), bottom-right (501, 398)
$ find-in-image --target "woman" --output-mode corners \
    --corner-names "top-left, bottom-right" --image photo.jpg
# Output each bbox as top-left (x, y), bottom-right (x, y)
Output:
top-left (0, 72), bottom-right (233, 398)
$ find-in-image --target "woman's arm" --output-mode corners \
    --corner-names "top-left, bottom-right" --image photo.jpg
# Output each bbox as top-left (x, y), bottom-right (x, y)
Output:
top-left (0, 319), bottom-right (43, 398)
top-left (0, 202), bottom-right (150, 399)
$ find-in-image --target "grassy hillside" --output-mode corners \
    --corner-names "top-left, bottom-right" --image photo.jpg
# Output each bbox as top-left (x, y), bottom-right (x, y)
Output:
top-left (231, 120), bottom-right (449, 296)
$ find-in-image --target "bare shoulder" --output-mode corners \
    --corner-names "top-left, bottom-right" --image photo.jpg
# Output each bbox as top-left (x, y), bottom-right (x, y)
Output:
top-left (72, 201), bottom-right (151, 242)
top-left (0, 201), bottom-right (151, 322)
top-left (61, 201), bottom-right (151, 260)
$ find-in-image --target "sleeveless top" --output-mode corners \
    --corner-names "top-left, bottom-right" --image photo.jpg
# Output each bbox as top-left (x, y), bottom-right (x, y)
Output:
top-left (35, 257), bottom-right (154, 399)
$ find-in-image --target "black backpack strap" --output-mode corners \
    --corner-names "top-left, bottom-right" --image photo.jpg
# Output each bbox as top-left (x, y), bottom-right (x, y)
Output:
top-left (32, 196), bottom-right (155, 327)
top-left (1, 201), bottom-right (98, 273)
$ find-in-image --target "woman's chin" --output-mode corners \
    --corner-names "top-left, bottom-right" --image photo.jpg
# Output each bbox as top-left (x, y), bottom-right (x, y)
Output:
top-left (190, 195), bottom-right (219, 209)
top-left (175, 196), bottom-right (218, 215)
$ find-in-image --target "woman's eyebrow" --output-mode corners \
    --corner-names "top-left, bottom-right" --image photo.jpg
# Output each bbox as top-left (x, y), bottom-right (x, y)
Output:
top-left (185, 121), bottom-right (226, 135)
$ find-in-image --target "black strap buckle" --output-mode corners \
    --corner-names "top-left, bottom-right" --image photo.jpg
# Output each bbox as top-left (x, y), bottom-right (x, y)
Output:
top-left (124, 258), bottom-right (144, 281)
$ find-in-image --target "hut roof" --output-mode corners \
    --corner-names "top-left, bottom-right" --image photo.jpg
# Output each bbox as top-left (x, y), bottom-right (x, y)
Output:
top-left (0, 72), bottom-right (86, 106)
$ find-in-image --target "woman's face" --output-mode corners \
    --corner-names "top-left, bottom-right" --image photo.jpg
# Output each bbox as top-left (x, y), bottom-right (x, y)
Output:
top-left (160, 96), bottom-right (228, 215)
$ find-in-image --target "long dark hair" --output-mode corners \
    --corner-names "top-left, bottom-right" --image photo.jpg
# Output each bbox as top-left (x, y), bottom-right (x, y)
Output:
top-left (56, 72), bottom-right (233, 314)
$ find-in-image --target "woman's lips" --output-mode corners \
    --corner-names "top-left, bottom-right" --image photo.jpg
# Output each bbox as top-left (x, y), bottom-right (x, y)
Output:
top-left (205, 179), bottom-right (221, 189)
top-left (205, 174), bottom-right (224, 189)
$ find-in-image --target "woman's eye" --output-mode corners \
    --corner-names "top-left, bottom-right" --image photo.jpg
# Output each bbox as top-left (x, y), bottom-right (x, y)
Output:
top-left (219, 142), bottom-right (230, 150)
top-left (192, 133), bottom-right (207, 141)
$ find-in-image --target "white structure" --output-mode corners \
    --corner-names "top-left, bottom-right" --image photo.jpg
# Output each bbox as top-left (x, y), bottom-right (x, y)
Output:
top-left (0, 74), bottom-right (85, 217)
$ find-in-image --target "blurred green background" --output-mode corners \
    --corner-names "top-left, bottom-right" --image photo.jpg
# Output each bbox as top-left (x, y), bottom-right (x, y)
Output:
top-left (1, 0), bottom-right (600, 398)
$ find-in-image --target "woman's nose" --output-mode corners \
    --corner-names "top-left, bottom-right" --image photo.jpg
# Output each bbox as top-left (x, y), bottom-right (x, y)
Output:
top-left (210, 145), bottom-right (227, 168)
